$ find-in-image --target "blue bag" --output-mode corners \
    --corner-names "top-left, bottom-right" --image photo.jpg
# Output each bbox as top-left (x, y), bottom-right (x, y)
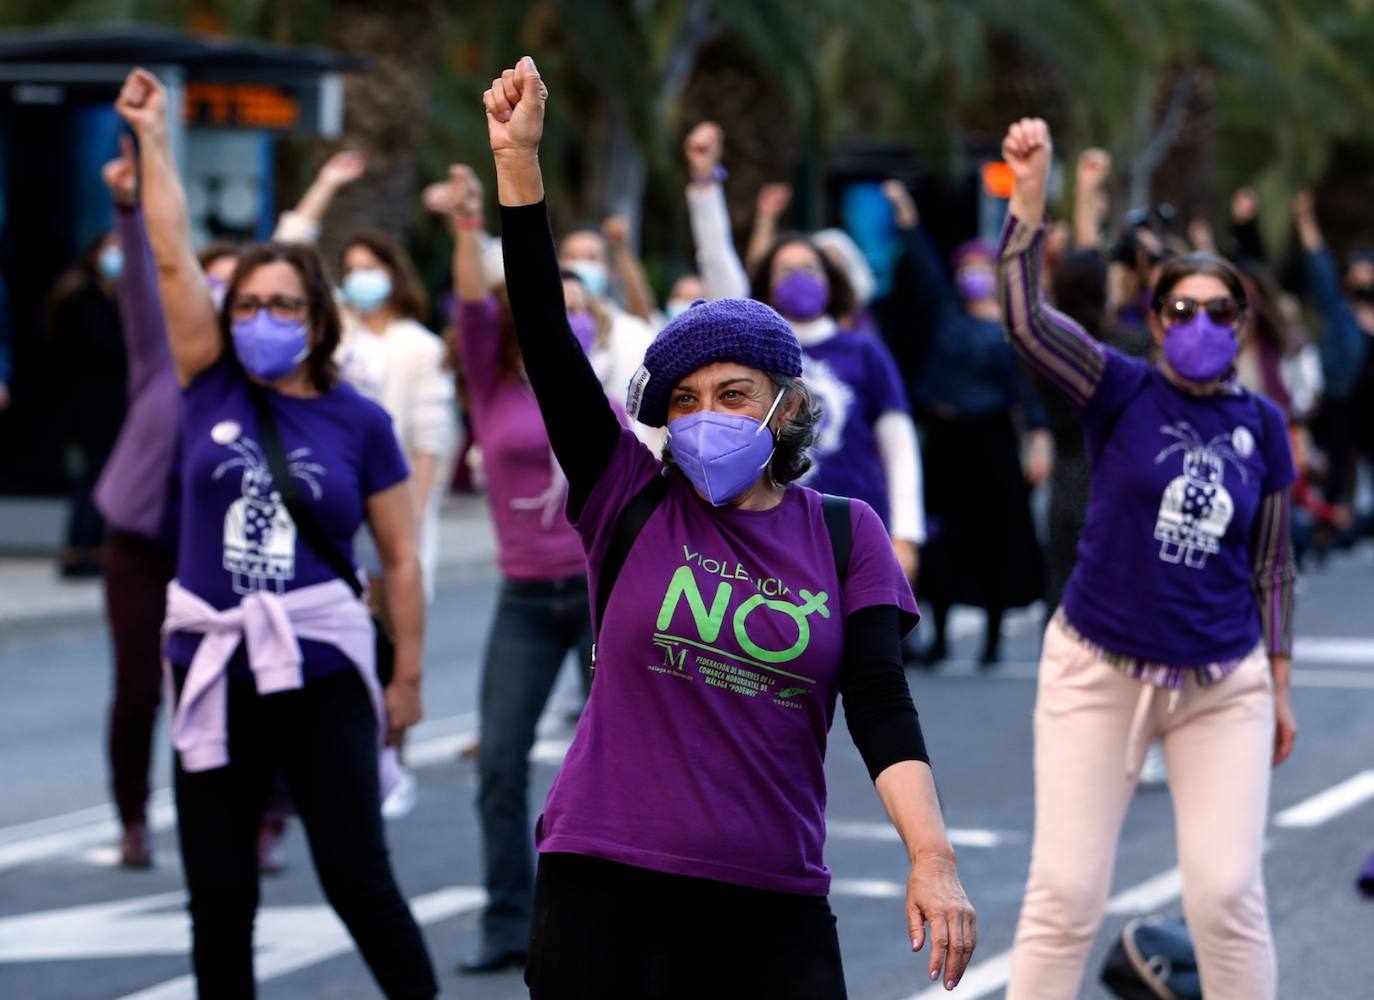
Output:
top-left (1100, 917), bottom-right (1203, 1000)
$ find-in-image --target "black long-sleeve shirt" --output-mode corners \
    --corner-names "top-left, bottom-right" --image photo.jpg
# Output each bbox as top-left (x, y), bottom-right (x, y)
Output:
top-left (499, 200), bottom-right (928, 779)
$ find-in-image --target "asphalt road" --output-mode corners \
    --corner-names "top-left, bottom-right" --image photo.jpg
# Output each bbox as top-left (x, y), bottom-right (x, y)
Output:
top-left (2, 550), bottom-right (1373, 1000)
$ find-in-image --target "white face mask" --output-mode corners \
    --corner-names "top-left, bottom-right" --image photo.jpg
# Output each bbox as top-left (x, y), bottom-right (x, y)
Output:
top-left (565, 261), bottom-right (608, 299)
top-left (665, 298), bottom-right (694, 321)
top-left (341, 267), bottom-right (393, 314)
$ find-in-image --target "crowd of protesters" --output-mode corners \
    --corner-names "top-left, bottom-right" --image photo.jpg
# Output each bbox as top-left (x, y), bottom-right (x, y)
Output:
top-left (20, 46), bottom-right (1374, 998)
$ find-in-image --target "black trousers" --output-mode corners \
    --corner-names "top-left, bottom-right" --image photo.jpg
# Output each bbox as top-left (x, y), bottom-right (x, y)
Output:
top-left (104, 531), bottom-right (175, 827)
top-left (526, 853), bottom-right (847, 999)
top-left (173, 670), bottom-right (436, 999)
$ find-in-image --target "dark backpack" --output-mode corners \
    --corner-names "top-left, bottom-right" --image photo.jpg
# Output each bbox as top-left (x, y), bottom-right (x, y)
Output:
top-left (591, 477), bottom-right (852, 668)
top-left (1100, 917), bottom-right (1203, 1000)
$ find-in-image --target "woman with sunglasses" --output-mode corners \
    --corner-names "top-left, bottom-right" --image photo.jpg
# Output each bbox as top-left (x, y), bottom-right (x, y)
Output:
top-left (116, 68), bottom-right (436, 998)
top-left (997, 118), bottom-right (1296, 1000)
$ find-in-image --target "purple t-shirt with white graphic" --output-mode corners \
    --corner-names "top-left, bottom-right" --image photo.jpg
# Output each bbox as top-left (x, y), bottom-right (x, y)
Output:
top-left (801, 330), bottom-right (910, 527)
top-left (534, 429), bottom-right (918, 895)
top-left (1063, 350), bottom-right (1296, 665)
top-left (167, 358), bottom-right (409, 680)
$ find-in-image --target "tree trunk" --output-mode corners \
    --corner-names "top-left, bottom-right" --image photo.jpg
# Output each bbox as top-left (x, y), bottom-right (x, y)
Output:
top-left (315, 0), bottom-right (444, 275)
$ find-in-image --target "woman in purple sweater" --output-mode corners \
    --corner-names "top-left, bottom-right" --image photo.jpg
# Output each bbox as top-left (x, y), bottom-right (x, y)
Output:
top-left (998, 119), bottom-right (1296, 1000)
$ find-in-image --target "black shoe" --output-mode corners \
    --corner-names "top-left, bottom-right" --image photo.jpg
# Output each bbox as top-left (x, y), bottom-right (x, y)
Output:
top-left (457, 949), bottom-right (526, 975)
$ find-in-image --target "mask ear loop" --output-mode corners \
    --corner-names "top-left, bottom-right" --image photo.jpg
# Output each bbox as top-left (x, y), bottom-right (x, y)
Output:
top-left (756, 387), bottom-right (787, 482)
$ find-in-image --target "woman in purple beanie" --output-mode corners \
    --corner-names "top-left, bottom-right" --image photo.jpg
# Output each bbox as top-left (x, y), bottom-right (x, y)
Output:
top-left (483, 58), bottom-right (975, 998)
top-left (999, 118), bottom-right (1297, 1000)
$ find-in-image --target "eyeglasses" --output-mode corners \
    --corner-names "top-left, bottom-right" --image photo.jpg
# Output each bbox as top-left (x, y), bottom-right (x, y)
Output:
top-left (1160, 296), bottom-right (1243, 327)
top-left (228, 294), bottom-right (309, 321)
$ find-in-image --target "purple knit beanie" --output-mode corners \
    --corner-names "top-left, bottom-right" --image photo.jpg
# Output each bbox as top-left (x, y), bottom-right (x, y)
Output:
top-left (626, 297), bottom-right (803, 427)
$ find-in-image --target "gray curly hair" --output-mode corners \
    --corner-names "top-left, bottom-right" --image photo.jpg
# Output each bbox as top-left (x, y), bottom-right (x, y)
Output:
top-left (660, 373), bottom-right (820, 487)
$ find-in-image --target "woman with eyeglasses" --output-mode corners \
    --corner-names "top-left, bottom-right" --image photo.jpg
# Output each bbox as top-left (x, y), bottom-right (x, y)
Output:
top-left (116, 68), bottom-right (437, 999)
top-left (998, 118), bottom-right (1296, 1000)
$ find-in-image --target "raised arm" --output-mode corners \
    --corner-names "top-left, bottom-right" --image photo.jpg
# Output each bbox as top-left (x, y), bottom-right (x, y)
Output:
top-left (485, 57), bottom-right (623, 517)
top-left (602, 215), bottom-right (657, 321)
top-left (997, 118), bottom-right (1107, 409)
top-left (1072, 148), bottom-right (1111, 250)
top-left (1294, 190), bottom-right (1366, 394)
top-left (682, 121), bottom-right (750, 300)
top-left (115, 68), bottom-right (219, 385)
top-left (103, 135), bottom-right (172, 399)
top-left (1229, 187), bottom-right (1267, 264)
top-left (745, 180), bottom-right (792, 273)
top-left (274, 151), bottom-right (367, 245)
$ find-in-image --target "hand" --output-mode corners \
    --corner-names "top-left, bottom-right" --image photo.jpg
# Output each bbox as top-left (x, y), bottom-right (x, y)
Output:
top-left (114, 67), bottom-right (167, 137)
top-left (601, 214), bottom-right (631, 249)
top-left (1075, 147), bottom-right (1111, 191)
top-left (756, 182), bottom-right (792, 220)
top-left (449, 164), bottom-right (484, 220)
top-left (1332, 504), bottom-right (1355, 530)
top-left (484, 56), bottom-right (547, 158)
top-left (1024, 430), bottom-right (1053, 486)
top-left (1002, 118), bottom-right (1053, 192)
top-left (1187, 217), bottom-right (1216, 253)
top-left (893, 538), bottom-right (919, 582)
top-left (882, 179), bottom-right (919, 230)
top-left (385, 675), bottom-right (423, 745)
top-left (101, 134), bottom-right (138, 207)
top-left (1231, 186), bottom-right (1258, 225)
top-left (1273, 686), bottom-right (1297, 766)
top-left (1292, 189), bottom-right (1315, 222)
top-left (907, 851), bottom-right (977, 990)
top-left (422, 179), bottom-right (454, 217)
top-left (318, 150), bottom-right (367, 189)
top-left (683, 121), bottom-right (724, 180)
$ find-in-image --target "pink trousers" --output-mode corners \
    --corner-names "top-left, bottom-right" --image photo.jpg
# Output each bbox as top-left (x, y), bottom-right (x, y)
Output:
top-left (1007, 618), bottom-right (1276, 1000)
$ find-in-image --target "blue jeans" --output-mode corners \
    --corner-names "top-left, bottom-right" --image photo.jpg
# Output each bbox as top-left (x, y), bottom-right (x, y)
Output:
top-left (477, 575), bottom-right (592, 952)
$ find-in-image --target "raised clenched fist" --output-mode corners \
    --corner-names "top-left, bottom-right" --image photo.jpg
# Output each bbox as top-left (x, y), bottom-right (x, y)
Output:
top-left (114, 68), bottom-right (167, 136)
top-left (1002, 118), bottom-right (1053, 189)
top-left (881, 179), bottom-right (918, 230)
top-left (1231, 186), bottom-right (1258, 225)
top-left (601, 214), bottom-right (630, 248)
top-left (101, 134), bottom-right (138, 207)
top-left (484, 56), bottom-right (547, 158)
top-left (318, 151), bottom-right (367, 189)
top-left (684, 121), bottom-right (724, 181)
top-left (449, 165), bottom-right (483, 220)
top-left (1292, 189), bottom-right (1315, 221)
top-left (756, 182), bottom-right (792, 220)
top-left (1076, 148), bottom-right (1111, 191)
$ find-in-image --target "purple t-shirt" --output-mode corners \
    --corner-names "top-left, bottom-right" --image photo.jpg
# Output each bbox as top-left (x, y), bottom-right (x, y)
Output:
top-left (534, 429), bottom-right (918, 895)
top-left (1064, 350), bottom-right (1296, 665)
top-left (801, 329), bottom-right (910, 527)
top-left (457, 297), bottom-right (587, 582)
top-left (167, 358), bottom-right (409, 680)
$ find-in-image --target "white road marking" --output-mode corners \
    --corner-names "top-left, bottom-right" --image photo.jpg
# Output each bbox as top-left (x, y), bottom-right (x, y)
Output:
top-left (110, 886), bottom-right (485, 1000)
top-left (1292, 637), bottom-right (1374, 664)
top-left (1274, 769), bottom-right (1374, 828)
top-left (831, 877), bottom-right (905, 899)
top-left (827, 820), bottom-right (1013, 849)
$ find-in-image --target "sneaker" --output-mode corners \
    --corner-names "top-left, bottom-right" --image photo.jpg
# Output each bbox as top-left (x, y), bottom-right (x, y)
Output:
top-left (381, 767), bottom-right (418, 820)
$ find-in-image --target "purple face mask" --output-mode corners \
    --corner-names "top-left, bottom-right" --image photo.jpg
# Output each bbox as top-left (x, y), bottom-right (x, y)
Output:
top-left (772, 272), bottom-right (828, 321)
top-left (1163, 314), bottom-right (1238, 382)
top-left (231, 311), bottom-right (310, 381)
top-left (955, 270), bottom-right (996, 301)
top-left (567, 311), bottom-right (597, 353)
top-left (668, 389), bottom-right (786, 506)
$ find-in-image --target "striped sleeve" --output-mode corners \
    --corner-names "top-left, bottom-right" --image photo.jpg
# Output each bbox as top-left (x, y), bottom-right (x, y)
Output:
top-left (1251, 489), bottom-right (1296, 657)
top-left (997, 213), bottom-right (1108, 409)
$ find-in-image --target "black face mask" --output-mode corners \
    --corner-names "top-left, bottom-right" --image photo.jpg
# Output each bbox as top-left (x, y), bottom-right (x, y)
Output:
top-left (1349, 285), bottom-right (1374, 305)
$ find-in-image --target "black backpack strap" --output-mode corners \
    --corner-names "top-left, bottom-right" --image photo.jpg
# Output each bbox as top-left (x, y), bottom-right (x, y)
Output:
top-left (821, 494), bottom-right (853, 584)
top-left (593, 473), bottom-right (670, 661)
top-left (248, 382), bottom-right (365, 601)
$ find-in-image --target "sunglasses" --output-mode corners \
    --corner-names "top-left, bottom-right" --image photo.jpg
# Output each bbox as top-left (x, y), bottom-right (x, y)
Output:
top-left (1160, 296), bottom-right (1243, 327)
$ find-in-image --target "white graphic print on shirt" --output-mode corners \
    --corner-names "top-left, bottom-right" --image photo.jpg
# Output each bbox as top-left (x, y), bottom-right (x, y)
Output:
top-left (802, 356), bottom-right (854, 457)
top-left (1152, 421), bottom-right (1248, 570)
top-left (209, 420), bottom-right (326, 595)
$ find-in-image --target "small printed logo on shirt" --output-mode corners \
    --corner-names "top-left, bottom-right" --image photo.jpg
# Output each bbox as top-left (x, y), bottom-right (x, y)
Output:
top-left (211, 419), bottom-right (242, 445)
top-left (1231, 426), bottom-right (1255, 459)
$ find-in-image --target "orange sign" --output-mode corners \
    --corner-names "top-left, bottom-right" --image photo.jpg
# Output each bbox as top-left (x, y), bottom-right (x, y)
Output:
top-left (183, 83), bottom-right (301, 130)
top-left (982, 161), bottom-right (1015, 200)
